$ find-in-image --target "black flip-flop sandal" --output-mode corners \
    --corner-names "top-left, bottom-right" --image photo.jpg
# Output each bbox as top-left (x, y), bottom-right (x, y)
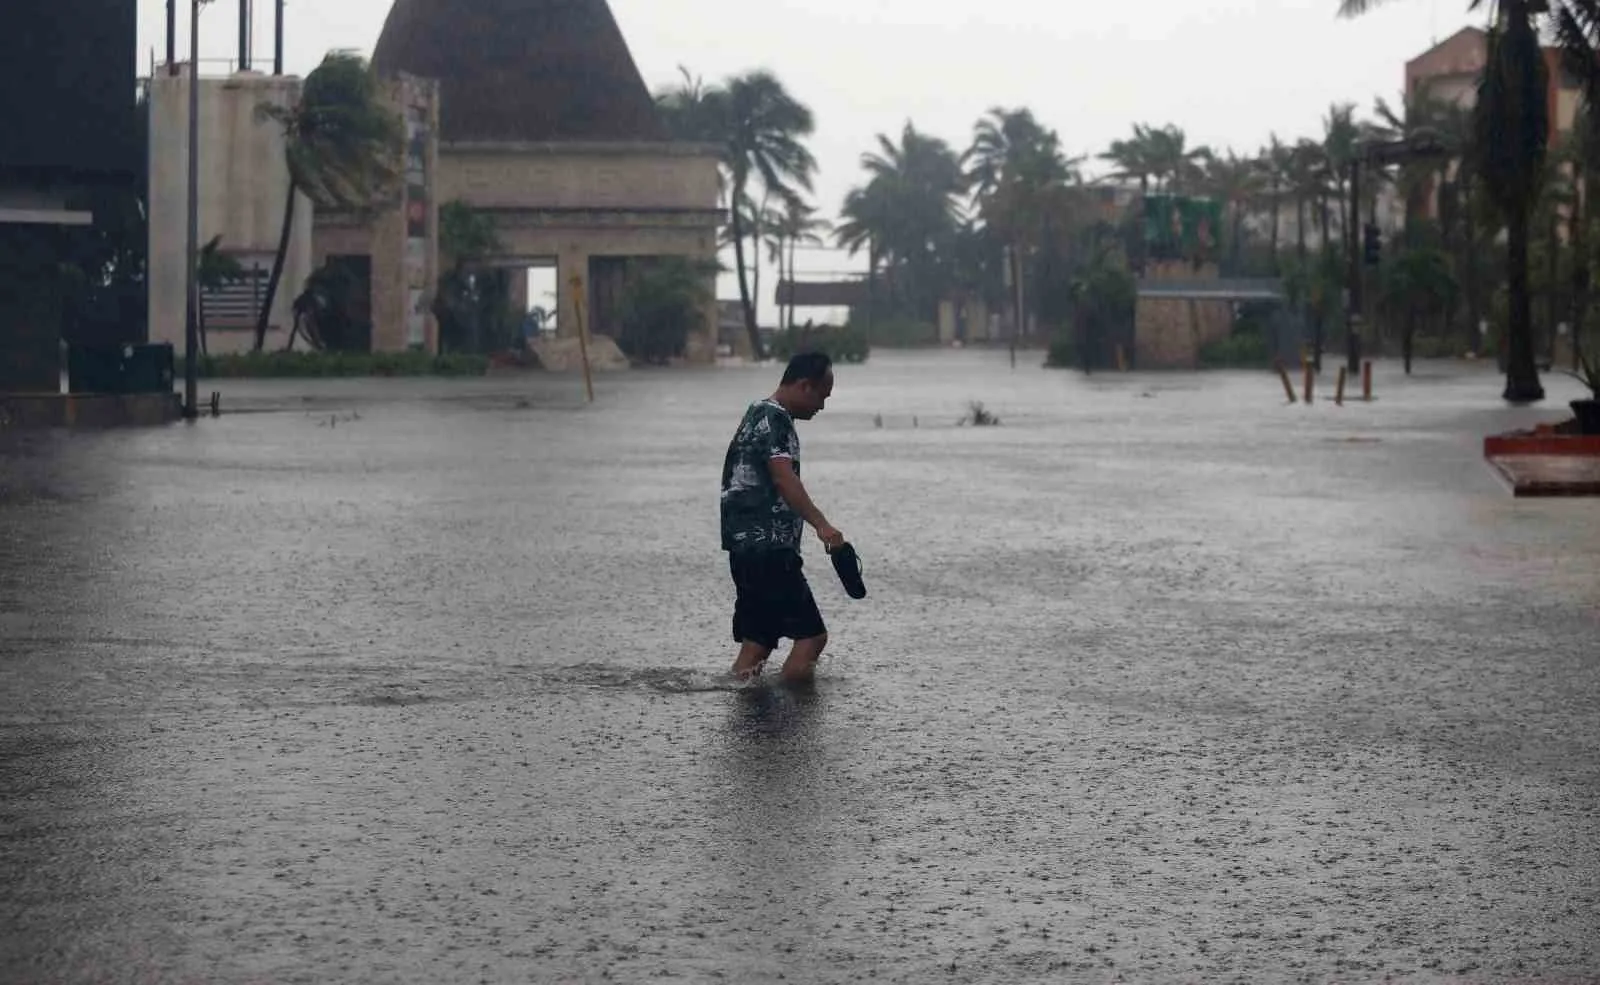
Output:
top-left (830, 542), bottom-right (867, 599)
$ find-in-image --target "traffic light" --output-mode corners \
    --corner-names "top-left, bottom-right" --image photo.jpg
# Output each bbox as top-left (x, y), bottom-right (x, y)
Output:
top-left (1363, 223), bottom-right (1382, 266)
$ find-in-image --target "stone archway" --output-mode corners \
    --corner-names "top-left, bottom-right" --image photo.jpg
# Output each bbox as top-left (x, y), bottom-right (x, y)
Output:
top-left (358, 0), bottom-right (725, 362)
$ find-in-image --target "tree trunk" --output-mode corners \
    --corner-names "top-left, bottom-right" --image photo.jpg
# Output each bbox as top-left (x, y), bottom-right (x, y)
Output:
top-left (1503, 205), bottom-right (1546, 402)
top-left (1546, 210), bottom-right (1560, 366)
top-left (1317, 194), bottom-right (1331, 259)
top-left (787, 236), bottom-right (797, 332)
top-left (1404, 305), bottom-right (1416, 376)
top-left (866, 238), bottom-right (878, 337)
top-left (254, 176), bottom-right (298, 352)
top-left (1573, 165), bottom-right (1595, 370)
top-left (1269, 180), bottom-right (1281, 273)
top-left (1464, 183), bottom-right (1482, 356)
top-left (751, 235), bottom-right (762, 333)
top-left (1230, 203), bottom-right (1244, 275)
top-left (730, 192), bottom-right (762, 359)
top-left (1296, 196), bottom-right (1308, 265)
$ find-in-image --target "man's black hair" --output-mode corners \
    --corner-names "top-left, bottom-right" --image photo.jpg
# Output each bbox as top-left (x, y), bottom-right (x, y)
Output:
top-left (781, 351), bottom-right (833, 386)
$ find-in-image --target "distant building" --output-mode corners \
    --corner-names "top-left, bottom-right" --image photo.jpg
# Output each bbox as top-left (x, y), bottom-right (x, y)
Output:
top-left (144, 0), bottom-right (723, 360)
top-left (1406, 26), bottom-right (1583, 141)
top-left (1, 0), bottom-right (140, 391)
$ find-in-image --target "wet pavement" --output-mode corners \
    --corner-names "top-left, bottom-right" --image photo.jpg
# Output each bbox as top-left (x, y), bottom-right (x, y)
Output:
top-left (2, 351), bottom-right (1597, 984)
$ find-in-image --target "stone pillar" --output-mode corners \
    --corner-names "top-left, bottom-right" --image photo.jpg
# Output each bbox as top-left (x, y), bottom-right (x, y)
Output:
top-left (509, 272), bottom-right (529, 317)
top-left (369, 202), bottom-right (407, 352)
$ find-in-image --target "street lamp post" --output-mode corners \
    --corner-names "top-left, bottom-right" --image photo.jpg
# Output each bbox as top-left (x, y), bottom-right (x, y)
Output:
top-left (1346, 157), bottom-right (1363, 375)
top-left (183, 0), bottom-right (204, 419)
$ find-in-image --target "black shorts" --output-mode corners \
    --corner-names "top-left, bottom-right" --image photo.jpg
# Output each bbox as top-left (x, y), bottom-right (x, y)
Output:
top-left (729, 549), bottom-right (827, 649)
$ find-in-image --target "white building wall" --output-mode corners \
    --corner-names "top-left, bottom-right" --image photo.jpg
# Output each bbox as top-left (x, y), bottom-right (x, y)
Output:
top-left (148, 70), bottom-right (313, 354)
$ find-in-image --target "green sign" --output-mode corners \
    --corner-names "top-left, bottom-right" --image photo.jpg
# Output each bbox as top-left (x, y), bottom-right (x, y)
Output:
top-left (1144, 195), bottom-right (1223, 262)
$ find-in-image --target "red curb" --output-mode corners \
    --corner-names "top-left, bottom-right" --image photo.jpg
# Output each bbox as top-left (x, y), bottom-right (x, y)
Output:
top-left (1484, 420), bottom-right (1600, 496)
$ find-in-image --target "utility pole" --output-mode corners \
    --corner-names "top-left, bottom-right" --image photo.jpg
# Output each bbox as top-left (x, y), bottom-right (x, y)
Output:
top-left (183, 0), bottom-right (203, 419)
top-left (1010, 243), bottom-right (1025, 369)
top-left (273, 0), bottom-right (285, 75)
top-left (1345, 156), bottom-right (1363, 376)
top-left (166, 0), bottom-right (178, 75)
top-left (238, 0), bottom-right (251, 71)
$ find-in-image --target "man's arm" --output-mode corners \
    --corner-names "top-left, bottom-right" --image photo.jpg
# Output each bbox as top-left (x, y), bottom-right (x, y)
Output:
top-left (768, 458), bottom-right (844, 549)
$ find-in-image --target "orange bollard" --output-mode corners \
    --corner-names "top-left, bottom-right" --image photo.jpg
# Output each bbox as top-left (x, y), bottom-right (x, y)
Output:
top-left (1362, 360), bottom-right (1373, 401)
top-left (1335, 367), bottom-right (1347, 406)
top-left (1275, 360), bottom-right (1297, 403)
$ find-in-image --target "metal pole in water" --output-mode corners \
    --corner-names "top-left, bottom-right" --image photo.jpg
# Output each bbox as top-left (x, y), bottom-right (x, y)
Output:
top-left (183, 0), bottom-right (202, 419)
top-left (1275, 359), bottom-right (1298, 404)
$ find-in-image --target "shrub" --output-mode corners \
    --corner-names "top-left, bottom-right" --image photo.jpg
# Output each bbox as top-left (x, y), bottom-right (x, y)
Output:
top-left (1198, 333), bottom-right (1271, 369)
top-left (769, 324), bottom-right (870, 364)
top-left (1045, 332), bottom-right (1076, 369)
top-left (860, 315), bottom-right (938, 348)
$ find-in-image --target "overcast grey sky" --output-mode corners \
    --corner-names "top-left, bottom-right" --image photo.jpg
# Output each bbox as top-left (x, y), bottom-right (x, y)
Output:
top-left (137, 0), bottom-right (1479, 314)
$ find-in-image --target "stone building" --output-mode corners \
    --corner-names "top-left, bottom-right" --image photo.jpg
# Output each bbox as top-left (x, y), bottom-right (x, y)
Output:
top-left (360, 0), bottom-right (724, 359)
top-left (148, 0), bottom-right (723, 360)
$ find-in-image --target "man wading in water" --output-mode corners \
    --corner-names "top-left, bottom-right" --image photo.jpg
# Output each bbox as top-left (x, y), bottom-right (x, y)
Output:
top-left (720, 352), bottom-right (843, 683)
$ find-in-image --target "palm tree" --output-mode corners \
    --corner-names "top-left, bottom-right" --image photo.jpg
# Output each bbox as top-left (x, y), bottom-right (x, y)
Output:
top-left (835, 182), bottom-right (895, 322)
top-left (1340, 0), bottom-right (1547, 401)
top-left (195, 235), bottom-right (245, 356)
top-left (252, 52), bottom-right (404, 352)
top-left (654, 66), bottom-right (725, 146)
top-left (1260, 135), bottom-right (1294, 271)
top-left (968, 108), bottom-right (1080, 337)
top-left (856, 122), bottom-right (969, 319)
top-left (1204, 150), bottom-right (1264, 274)
top-left (1143, 124), bottom-right (1213, 194)
top-left (1285, 140), bottom-right (1325, 264)
top-left (1554, 0), bottom-right (1600, 364)
top-left (720, 71), bottom-right (817, 358)
top-left (1373, 84), bottom-right (1449, 237)
top-left (1321, 103), bottom-right (1362, 248)
top-left (1381, 245), bottom-right (1458, 372)
top-left (1101, 126), bottom-right (1158, 197)
top-left (722, 193), bottom-right (783, 330)
top-left (771, 200), bottom-right (830, 330)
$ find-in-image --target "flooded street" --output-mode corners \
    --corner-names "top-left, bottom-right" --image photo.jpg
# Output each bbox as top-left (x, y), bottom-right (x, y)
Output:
top-left (2, 350), bottom-right (1597, 983)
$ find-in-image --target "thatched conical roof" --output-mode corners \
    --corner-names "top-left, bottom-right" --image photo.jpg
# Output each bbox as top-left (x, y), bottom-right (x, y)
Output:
top-left (372, 0), bottom-right (667, 143)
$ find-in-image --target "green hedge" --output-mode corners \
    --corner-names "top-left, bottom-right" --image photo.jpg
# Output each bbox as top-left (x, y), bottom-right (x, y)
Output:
top-left (1045, 333), bottom-right (1076, 369)
top-left (862, 316), bottom-right (938, 348)
top-left (181, 350), bottom-right (489, 379)
top-left (1198, 333), bottom-right (1272, 369)
top-left (769, 324), bottom-right (870, 364)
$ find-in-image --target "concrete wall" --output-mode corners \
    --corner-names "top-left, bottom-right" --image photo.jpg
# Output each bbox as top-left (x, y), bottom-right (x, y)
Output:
top-left (437, 142), bottom-right (720, 212)
top-left (308, 131), bottom-right (720, 357)
top-left (1135, 262), bottom-right (1234, 369)
top-left (437, 141), bottom-right (722, 361)
top-left (1406, 29), bottom-right (1486, 98)
top-left (148, 71), bottom-right (312, 355)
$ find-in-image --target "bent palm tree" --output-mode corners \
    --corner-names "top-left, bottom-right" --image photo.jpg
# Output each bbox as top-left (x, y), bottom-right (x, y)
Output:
top-left (253, 52), bottom-right (404, 352)
top-left (721, 72), bottom-right (817, 359)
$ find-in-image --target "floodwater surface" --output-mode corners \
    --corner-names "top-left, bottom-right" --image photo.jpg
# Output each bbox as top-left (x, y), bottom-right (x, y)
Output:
top-left (2, 352), bottom-right (1597, 983)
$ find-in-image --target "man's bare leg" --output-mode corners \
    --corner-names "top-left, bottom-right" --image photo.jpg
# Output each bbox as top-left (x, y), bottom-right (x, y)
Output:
top-left (731, 641), bottom-right (774, 681)
top-left (780, 633), bottom-right (828, 684)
